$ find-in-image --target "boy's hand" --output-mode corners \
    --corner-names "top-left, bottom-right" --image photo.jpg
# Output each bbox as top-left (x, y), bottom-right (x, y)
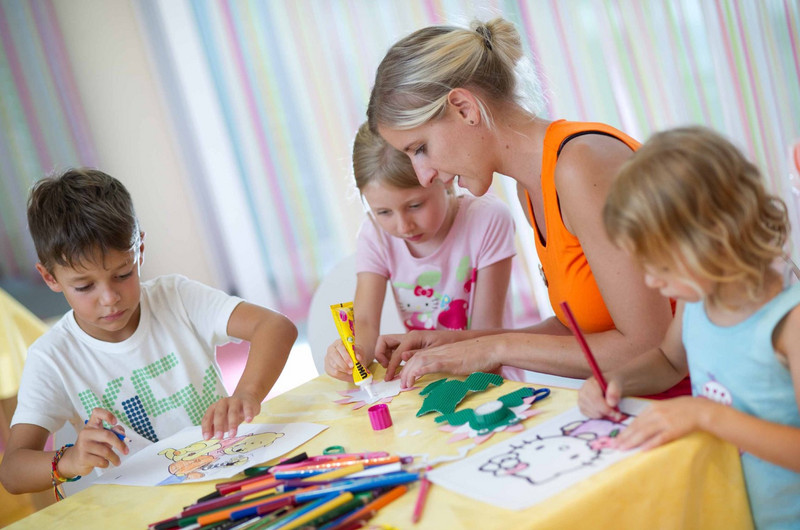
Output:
top-left (62, 408), bottom-right (129, 478)
top-left (202, 393), bottom-right (261, 440)
top-left (613, 396), bottom-right (706, 451)
top-left (578, 377), bottom-right (624, 421)
top-left (323, 339), bottom-right (365, 382)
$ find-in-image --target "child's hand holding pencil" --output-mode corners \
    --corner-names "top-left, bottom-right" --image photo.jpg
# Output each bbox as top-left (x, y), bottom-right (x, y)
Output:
top-left (66, 408), bottom-right (129, 478)
top-left (577, 377), bottom-right (626, 422)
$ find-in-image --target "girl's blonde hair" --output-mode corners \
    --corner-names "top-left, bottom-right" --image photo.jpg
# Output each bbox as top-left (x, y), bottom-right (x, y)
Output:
top-left (604, 126), bottom-right (789, 306)
top-left (367, 17), bottom-right (545, 133)
top-left (353, 122), bottom-right (420, 192)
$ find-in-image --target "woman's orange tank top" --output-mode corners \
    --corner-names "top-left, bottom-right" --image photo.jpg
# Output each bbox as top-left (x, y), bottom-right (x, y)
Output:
top-left (526, 120), bottom-right (640, 333)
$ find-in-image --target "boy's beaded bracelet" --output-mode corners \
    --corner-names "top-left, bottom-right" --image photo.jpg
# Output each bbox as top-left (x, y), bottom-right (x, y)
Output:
top-left (51, 444), bottom-right (81, 502)
top-left (51, 444), bottom-right (81, 485)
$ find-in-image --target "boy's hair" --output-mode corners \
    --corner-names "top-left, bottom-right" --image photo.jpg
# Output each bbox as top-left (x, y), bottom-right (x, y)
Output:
top-left (352, 122), bottom-right (420, 193)
top-left (603, 126), bottom-right (788, 305)
top-left (27, 168), bottom-right (140, 273)
top-left (367, 17), bottom-right (545, 133)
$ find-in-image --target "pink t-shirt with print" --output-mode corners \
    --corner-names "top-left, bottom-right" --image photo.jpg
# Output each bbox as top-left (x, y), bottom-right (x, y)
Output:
top-left (356, 193), bottom-right (516, 331)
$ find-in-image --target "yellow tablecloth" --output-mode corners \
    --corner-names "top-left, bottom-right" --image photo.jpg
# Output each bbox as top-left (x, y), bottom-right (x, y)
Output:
top-left (0, 288), bottom-right (49, 400)
top-left (7, 368), bottom-right (753, 529)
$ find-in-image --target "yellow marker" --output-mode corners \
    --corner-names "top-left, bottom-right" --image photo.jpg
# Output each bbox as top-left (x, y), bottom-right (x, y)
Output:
top-left (330, 302), bottom-right (373, 390)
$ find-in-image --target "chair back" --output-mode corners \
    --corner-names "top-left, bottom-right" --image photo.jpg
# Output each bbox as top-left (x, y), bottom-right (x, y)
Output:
top-left (306, 254), bottom-right (403, 375)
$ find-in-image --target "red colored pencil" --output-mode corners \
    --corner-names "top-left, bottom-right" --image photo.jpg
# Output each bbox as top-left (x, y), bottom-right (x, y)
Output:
top-left (411, 467), bottom-right (432, 523)
top-left (560, 301), bottom-right (608, 392)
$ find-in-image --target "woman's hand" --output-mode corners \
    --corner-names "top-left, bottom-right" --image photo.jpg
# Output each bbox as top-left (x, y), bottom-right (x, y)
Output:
top-left (388, 334), bottom-right (503, 388)
top-left (375, 330), bottom-right (469, 381)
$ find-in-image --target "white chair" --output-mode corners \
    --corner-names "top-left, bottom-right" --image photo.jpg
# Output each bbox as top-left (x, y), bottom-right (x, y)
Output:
top-left (306, 254), bottom-right (404, 376)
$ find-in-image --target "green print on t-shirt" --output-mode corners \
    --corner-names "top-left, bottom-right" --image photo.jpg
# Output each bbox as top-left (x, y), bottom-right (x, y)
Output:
top-left (78, 377), bottom-right (127, 424)
top-left (78, 352), bottom-right (223, 427)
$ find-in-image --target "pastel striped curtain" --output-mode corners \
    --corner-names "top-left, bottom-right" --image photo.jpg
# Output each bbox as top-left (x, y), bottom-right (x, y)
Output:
top-left (3, 1), bottom-right (795, 324)
top-left (0, 0), bottom-right (96, 279)
top-left (135, 0), bottom-right (800, 323)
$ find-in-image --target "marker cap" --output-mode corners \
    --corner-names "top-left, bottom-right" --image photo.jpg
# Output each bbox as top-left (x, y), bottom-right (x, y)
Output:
top-left (367, 404), bottom-right (392, 430)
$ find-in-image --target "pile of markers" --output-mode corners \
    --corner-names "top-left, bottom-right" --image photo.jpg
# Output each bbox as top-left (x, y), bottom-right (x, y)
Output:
top-left (148, 450), bottom-right (421, 530)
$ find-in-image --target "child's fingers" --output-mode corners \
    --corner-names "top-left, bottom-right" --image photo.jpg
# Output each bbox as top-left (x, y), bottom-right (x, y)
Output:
top-left (326, 350), bottom-right (351, 378)
top-left (83, 410), bottom-right (129, 455)
top-left (210, 402), bottom-right (234, 439)
top-left (352, 345), bottom-right (367, 367)
top-left (87, 407), bottom-right (117, 427)
top-left (577, 378), bottom-right (605, 417)
top-left (615, 414), bottom-right (661, 450)
top-left (605, 380), bottom-right (622, 409)
top-left (242, 400), bottom-right (260, 424)
top-left (336, 343), bottom-right (354, 367)
top-left (201, 405), bottom-right (219, 440)
top-left (74, 446), bottom-right (118, 470)
top-left (73, 431), bottom-right (125, 474)
top-left (324, 355), bottom-right (351, 382)
top-left (224, 406), bottom-right (245, 438)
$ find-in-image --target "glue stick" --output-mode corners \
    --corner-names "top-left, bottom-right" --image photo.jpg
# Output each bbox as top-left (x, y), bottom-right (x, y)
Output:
top-left (330, 302), bottom-right (373, 394)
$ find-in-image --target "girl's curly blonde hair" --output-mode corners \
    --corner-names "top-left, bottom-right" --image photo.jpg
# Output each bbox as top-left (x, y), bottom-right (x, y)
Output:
top-left (603, 126), bottom-right (788, 307)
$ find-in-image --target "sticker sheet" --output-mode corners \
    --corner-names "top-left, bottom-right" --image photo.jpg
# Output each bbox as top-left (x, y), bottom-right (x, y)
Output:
top-left (94, 422), bottom-right (327, 486)
top-left (428, 399), bottom-right (649, 510)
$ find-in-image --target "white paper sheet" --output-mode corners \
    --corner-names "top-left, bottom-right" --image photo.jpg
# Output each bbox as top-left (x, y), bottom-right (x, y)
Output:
top-left (428, 399), bottom-right (649, 510)
top-left (94, 422), bottom-right (327, 486)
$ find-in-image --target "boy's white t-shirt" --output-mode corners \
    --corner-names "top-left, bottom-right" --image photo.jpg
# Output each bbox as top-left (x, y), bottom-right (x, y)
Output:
top-left (356, 193), bottom-right (516, 331)
top-left (12, 274), bottom-right (242, 446)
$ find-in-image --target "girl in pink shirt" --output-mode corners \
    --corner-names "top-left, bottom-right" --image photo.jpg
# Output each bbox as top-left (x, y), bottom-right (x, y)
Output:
top-left (324, 123), bottom-right (516, 381)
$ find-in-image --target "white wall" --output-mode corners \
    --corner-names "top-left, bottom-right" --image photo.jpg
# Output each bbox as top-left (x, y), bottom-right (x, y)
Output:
top-left (51, 0), bottom-right (219, 288)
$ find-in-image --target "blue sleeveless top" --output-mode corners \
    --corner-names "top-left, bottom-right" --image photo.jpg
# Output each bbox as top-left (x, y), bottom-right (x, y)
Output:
top-left (683, 282), bottom-right (800, 529)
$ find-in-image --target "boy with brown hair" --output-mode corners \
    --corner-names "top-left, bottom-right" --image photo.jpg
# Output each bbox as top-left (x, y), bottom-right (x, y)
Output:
top-left (0, 168), bottom-right (297, 497)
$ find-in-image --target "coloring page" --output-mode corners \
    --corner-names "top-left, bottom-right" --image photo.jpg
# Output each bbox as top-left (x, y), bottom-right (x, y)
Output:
top-left (428, 399), bottom-right (649, 510)
top-left (94, 422), bottom-right (327, 486)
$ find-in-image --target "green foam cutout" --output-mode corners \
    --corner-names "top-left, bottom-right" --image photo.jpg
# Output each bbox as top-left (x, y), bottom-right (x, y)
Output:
top-left (416, 372), bottom-right (503, 417)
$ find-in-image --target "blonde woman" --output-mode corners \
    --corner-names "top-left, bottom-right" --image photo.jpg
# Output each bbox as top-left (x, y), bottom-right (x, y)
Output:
top-left (368, 18), bottom-right (686, 395)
